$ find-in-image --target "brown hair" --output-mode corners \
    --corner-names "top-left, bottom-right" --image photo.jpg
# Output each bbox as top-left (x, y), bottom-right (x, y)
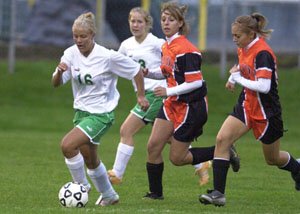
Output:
top-left (232, 13), bottom-right (273, 39)
top-left (161, 1), bottom-right (190, 35)
top-left (72, 12), bottom-right (96, 35)
top-left (129, 7), bottom-right (153, 32)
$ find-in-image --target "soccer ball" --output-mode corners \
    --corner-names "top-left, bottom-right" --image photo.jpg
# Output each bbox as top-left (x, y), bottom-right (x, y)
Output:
top-left (58, 182), bottom-right (88, 208)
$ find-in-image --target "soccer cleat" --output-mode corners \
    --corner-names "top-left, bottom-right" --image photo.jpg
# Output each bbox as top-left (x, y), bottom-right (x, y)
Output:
top-left (142, 192), bottom-right (164, 200)
top-left (107, 170), bottom-right (122, 184)
top-left (199, 190), bottom-right (226, 206)
top-left (291, 158), bottom-right (300, 190)
top-left (195, 161), bottom-right (212, 186)
top-left (229, 145), bottom-right (240, 172)
top-left (82, 183), bottom-right (92, 193)
top-left (95, 194), bottom-right (119, 206)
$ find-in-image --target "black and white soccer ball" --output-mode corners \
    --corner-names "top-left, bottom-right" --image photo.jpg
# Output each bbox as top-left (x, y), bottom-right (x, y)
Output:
top-left (58, 182), bottom-right (88, 208)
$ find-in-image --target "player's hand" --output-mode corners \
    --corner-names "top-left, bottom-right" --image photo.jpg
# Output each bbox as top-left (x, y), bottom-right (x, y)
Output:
top-left (226, 81), bottom-right (235, 93)
top-left (57, 62), bottom-right (68, 73)
top-left (229, 64), bottom-right (239, 74)
top-left (141, 68), bottom-right (148, 76)
top-left (154, 86), bottom-right (167, 97)
top-left (138, 96), bottom-right (150, 112)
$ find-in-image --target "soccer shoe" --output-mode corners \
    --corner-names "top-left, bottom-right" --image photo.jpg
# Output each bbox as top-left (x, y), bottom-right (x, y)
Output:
top-left (83, 183), bottom-right (91, 193)
top-left (195, 161), bottom-right (212, 186)
top-left (142, 192), bottom-right (164, 200)
top-left (229, 145), bottom-right (240, 172)
top-left (95, 194), bottom-right (119, 206)
top-left (199, 190), bottom-right (226, 206)
top-left (107, 170), bottom-right (122, 184)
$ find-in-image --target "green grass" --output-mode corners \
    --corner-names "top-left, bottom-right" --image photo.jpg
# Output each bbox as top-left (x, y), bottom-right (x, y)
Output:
top-left (0, 60), bottom-right (299, 214)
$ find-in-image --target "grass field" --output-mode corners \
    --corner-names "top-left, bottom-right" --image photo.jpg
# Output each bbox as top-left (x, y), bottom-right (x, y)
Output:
top-left (0, 60), bottom-right (300, 214)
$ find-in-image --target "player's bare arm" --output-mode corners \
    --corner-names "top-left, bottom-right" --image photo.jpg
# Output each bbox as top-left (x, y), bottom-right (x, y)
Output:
top-left (134, 68), bottom-right (150, 111)
top-left (52, 62), bottom-right (68, 88)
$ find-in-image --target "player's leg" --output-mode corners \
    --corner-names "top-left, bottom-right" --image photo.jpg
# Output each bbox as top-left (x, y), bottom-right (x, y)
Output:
top-left (87, 159), bottom-right (119, 206)
top-left (80, 141), bottom-right (118, 206)
top-left (199, 115), bottom-right (249, 206)
top-left (262, 140), bottom-right (300, 190)
top-left (169, 138), bottom-right (192, 166)
top-left (75, 111), bottom-right (118, 206)
top-left (259, 116), bottom-right (300, 190)
top-left (62, 127), bottom-right (92, 192)
top-left (108, 113), bottom-right (146, 184)
top-left (143, 118), bottom-right (173, 200)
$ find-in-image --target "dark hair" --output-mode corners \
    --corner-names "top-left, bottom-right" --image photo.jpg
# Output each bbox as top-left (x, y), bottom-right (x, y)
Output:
top-left (161, 1), bottom-right (190, 35)
top-left (232, 13), bottom-right (273, 39)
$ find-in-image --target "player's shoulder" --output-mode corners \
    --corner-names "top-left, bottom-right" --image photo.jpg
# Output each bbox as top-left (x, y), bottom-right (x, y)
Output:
top-left (120, 36), bottom-right (136, 47)
top-left (171, 36), bottom-right (199, 55)
top-left (91, 43), bottom-right (112, 58)
top-left (146, 33), bottom-right (165, 45)
top-left (64, 44), bottom-right (77, 55)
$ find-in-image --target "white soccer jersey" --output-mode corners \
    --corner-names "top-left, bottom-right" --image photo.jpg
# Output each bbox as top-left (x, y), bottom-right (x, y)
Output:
top-left (54, 43), bottom-right (140, 114)
top-left (118, 33), bottom-right (166, 91)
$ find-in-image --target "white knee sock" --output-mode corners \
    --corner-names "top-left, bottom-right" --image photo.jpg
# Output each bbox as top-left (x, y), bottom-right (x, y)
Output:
top-left (65, 153), bottom-right (89, 186)
top-left (87, 162), bottom-right (116, 198)
top-left (112, 142), bottom-right (134, 178)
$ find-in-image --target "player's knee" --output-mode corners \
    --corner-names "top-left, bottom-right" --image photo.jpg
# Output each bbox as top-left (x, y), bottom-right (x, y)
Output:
top-left (61, 141), bottom-right (69, 156)
top-left (216, 133), bottom-right (225, 144)
top-left (264, 157), bottom-right (277, 166)
top-left (120, 125), bottom-right (132, 138)
top-left (61, 139), bottom-right (75, 158)
top-left (216, 132), bottom-right (232, 147)
top-left (147, 141), bottom-right (156, 154)
top-left (169, 155), bottom-right (184, 166)
top-left (169, 158), bottom-right (182, 166)
top-left (147, 141), bottom-right (162, 160)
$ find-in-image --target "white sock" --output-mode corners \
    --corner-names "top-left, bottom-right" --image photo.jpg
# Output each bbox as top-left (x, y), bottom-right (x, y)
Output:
top-left (188, 145), bottom-right (203, 170)
top-left (193, 163), bottom-right (203, 170)
top-left (112, 143), bottom-right (134, 178)
top-left (65, 153), bottom-right (89, 186)
top-left (87, 162), bottom-right (116, 198)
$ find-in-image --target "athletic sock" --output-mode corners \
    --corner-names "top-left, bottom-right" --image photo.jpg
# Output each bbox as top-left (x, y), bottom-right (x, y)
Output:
top-left (213, 159), bottom-right (230, 194)
top-left (188, 145), bottom-right (203, 169)
top-left (146, 162), bottom-right (164, 196)
top-left (279, 153), bottom-right (300, 175)
top-left (112, 142), bottom-right (134, 178)
top-left (87, 162), bottom-right (116, 198)
top-left (65, 153), bottom-right (89, 186)
top-left (193, 163), bottom-right (203, 170)
top-left (189, 146), bottom-right (215, 165)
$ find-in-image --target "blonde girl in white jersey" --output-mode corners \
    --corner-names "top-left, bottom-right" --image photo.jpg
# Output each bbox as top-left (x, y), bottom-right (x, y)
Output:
top-left (52, 12), bottom-right (149, 206)
top-left (108, 7), bottom-right (211, 186)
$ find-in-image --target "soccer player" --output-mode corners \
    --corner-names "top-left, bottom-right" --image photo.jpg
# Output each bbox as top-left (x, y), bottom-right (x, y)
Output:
top-left (199, 13), bottom-right (300, 206)
top-left (142, 1), bottom-right (240, 200)
top-left (107, 7), bottom-right (212, 186)
top-left (52, 12), bottom-right (149, 206)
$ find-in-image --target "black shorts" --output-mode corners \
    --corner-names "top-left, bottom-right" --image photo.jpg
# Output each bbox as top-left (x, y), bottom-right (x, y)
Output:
top-left (231, 103), bottom-right (284, 144)
top-left (157, 97), bottom-right (208, 143)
